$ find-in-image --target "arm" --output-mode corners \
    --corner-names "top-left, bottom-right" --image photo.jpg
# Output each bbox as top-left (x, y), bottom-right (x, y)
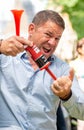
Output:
top-left (62, 76), bottom-right (84, 120)
top-left (51, 68), bottom-right (74, 100)
top-left (51, 68), bottom-right (84, 120)
top-left (0, 36), bottom-right (32, 56)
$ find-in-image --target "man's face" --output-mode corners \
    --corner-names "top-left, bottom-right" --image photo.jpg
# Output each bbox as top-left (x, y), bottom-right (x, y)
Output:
top-left (28, 21), bottom-right (64, 59)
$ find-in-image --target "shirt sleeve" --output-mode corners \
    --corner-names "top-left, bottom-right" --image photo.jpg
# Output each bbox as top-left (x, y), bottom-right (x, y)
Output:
top-left (0, 54), bottom-right (11, 68)
top-left (62, 76), bottom-right (84, 120)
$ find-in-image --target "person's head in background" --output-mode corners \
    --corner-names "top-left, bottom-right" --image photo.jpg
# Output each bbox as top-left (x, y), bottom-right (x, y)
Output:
top-left (28, 10), bottom-right (65, 59)
top-left (76, 38), bottom-right (84, 57)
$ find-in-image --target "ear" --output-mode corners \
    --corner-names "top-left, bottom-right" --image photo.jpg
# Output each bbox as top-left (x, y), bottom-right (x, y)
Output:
top-left (28, 23), bottom-right (35, 34)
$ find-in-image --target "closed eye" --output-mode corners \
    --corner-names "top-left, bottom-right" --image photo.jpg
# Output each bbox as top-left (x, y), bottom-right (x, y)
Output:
top-left (45, 33), bottom-right (52, 38)
top-left (55, 37), bottom-right (60, 41)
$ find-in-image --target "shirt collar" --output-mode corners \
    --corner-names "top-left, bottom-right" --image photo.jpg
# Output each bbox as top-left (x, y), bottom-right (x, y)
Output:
top-left (20, 51), bottom-right (56, 63)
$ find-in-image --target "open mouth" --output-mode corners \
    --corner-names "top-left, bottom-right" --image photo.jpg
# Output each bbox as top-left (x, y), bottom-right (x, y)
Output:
top-left (43, 47), bottom-right (51, 53)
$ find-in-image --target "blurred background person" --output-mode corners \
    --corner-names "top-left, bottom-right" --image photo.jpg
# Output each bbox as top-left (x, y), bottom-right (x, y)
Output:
top-left (20, 0), bottom-right (35, 24)
top-left (70, 37), bottom-right (84, 130)
top-left (21, 0), bottom-right (48, 24)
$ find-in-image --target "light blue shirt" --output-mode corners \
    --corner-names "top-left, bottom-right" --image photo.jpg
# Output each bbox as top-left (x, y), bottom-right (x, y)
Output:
top-left (0, 52), bottom-right (84, 130)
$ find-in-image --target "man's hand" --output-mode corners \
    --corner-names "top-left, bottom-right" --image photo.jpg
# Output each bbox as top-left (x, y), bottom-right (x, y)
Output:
top-left (0, 36), bottom-right (32, 56)
top-left (51, 68), bottom-right (74, 100)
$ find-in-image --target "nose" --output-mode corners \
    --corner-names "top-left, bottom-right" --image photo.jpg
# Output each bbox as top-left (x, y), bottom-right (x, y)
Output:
top-left (48, 38), bottom-right (56, 46)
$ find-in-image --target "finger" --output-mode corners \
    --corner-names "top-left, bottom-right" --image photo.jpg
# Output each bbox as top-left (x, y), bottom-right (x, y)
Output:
top-left (54, 85), bottom-right (60, 91)
top-left (69, 68), bottom-right (74, 81)
top-left (14, 42), bottom-right (24, 51)
top-left (15, 36), bottom-right (33, 47)
top-left (51, 84), bottom-right (59, 94)
top-left (19, 38), bottom-right (33, 47)
top-left (51, 81), bottom-right (61, 91)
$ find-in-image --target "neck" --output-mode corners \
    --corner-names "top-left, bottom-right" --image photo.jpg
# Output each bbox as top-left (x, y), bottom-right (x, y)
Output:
top-left (78, 55), bottom-right (84, 61)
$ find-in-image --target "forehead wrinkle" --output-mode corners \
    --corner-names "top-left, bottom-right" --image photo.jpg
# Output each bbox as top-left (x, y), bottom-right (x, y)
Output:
top-left (35, 21), bottom-right (63, 37)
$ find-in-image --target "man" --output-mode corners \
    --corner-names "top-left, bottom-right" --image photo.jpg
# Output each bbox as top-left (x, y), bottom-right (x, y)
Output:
top-left (0, 10), bottom-right (84, 130)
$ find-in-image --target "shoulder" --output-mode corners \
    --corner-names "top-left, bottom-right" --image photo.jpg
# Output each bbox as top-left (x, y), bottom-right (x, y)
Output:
top-left (50, 55), bottom-right (70, 76)
top-left (52, 55), bottom-right (69, 67)
top-left (69, 58), bottom-right (79, 67)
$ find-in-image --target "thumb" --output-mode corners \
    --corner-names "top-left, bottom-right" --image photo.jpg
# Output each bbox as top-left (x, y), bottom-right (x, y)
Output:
top-left (69, 68), bottom-right (74, 81)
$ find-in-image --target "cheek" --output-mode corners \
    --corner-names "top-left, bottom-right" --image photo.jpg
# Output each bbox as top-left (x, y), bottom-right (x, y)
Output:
top-left (31, 35), bottom-right (39, 44)
top-left (34, 33), bottom-right (42, 41)
top-left (36, 37), bottom-right (46, 46)
top-left (53, 44), bottom-right (58, 52)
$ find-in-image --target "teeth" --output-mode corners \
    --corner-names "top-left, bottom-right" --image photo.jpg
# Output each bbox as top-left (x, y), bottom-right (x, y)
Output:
top-left (43, 47), bottom-right (50, 53)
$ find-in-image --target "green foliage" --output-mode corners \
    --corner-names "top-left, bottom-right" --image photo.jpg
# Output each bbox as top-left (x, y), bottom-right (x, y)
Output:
top-left (47, 0), bottom-right (84, 39)
top-left (58, 0), bottom-right (78, 7)
top-left (58, 0), bottom-right (84, 39)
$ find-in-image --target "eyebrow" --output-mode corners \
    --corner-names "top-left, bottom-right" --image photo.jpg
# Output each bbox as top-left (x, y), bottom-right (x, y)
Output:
top-left (47, 30), bottom-right (62, 38)
top-left (47, 31), bottom-right (53, 35)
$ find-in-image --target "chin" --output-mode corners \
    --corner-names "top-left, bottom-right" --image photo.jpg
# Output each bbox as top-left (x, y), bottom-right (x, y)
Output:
top-left (45, 54), bottom-right (50, 59)
top-left (42, 51), bottom-right (50, 59)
